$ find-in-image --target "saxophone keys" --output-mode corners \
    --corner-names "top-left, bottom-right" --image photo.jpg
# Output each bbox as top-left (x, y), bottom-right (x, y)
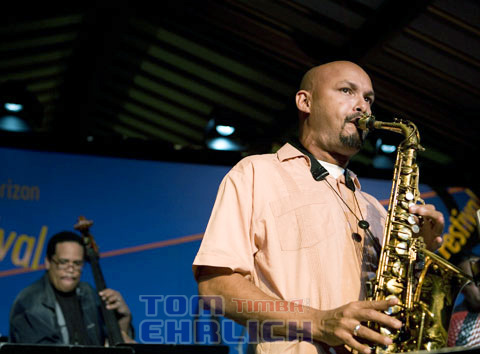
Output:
top-left (405, 192), bottom-right (414, 201)
top-left (380, 326), bottom-right (400, 340)
top-left (384, 294), bottom-right (402, 315)
top-left (386, 279), bottom-right (404, 294)
top-left (386, 305), bottom-right (402, 315)
top-left (407, 215), bottom-right (417, 225)
top-left (411, 224), bottom-right (420, 234)
top-left (391, 260), bottom-right (405, 276)
top-left (395, 242), bottom-right (409, 255)
top-left (399, 201), bottom-right (416, 210)
top-left (380, 327), bottom-right (392, 336)
top-left (396, 227), bottom-right (412, 241)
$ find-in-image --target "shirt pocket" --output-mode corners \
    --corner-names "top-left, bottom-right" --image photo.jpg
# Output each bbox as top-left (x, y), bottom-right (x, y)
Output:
top-left (270, 192), bottom-right (337, 251)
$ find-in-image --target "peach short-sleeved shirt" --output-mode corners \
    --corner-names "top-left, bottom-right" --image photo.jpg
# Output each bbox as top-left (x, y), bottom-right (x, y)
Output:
top-left (193, 143), bottom-right (387, 353)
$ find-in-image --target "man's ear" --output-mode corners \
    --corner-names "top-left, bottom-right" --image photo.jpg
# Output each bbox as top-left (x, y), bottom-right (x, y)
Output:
top-left (295, 90), bottom-right (311, 114)
top-left (45, 257), bottom-right (51, 270)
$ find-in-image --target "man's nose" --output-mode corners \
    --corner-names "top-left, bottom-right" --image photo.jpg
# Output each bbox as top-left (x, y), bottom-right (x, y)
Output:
top-left (355, 99), bottom-right (369, 113)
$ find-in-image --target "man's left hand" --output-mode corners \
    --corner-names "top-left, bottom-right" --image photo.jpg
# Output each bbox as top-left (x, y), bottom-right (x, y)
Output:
top-left (409, 204), bottom-right (444, 251)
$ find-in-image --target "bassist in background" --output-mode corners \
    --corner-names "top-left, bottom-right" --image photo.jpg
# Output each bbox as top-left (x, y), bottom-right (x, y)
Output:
top-left (9, 231), bottom-right (134, 345)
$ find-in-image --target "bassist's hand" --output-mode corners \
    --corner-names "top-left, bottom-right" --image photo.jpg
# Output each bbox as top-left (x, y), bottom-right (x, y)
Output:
top-left (99, 288), bottom-right (132, 334)
top-left (99, 288), bottom-right (130, 317)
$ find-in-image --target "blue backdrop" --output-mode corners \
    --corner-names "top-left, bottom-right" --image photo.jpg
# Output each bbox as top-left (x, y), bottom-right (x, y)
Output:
top-left (0, 146), bottom-right (477, 352)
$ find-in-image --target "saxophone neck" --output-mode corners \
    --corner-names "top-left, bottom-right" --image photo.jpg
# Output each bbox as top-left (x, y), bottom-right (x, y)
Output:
top-left (356, 114), bottom-right (424, 151)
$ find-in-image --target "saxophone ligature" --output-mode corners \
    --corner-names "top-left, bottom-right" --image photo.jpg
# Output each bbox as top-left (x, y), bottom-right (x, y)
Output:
top-left (356, 114), bottom-right (473, 353)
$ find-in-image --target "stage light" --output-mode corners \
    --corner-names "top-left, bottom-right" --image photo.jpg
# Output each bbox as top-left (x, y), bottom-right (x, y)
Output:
top-left (373, 138), bottom-right (395, 169)
top-left (4, 103), bottom-right (24, 113)
top-left (207, 137), bottom-right (245, 151)
top-left (0, 82), bottom-right (43, 133)
top-left (376, 138), bottom-right (396, 154)
top-left (205, 119), bottom-right (245, 151)
top-left (0, 115), bottom-right (31, 132)
top-left (204, 108), bottom-right (247, 151)
top-left (215, 125), bottom-right (235, 137)
top-left (380, 144), bottom-right (396, 154)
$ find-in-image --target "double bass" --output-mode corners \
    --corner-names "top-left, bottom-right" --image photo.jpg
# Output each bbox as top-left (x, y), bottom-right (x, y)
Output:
top-left (74, 216), bottom-right (125, 346)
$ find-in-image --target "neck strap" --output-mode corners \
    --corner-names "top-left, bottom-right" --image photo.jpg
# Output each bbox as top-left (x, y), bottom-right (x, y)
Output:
top-left (291, 141), bottom-right (356, 191)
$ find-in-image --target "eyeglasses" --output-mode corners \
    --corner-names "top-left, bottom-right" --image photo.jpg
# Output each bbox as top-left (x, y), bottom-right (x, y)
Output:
top-left (51, 257), bottom-right (84, 270)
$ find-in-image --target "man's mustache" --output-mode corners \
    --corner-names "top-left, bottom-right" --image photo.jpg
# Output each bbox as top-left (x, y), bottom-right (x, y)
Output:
top-left (344, 113), bottom-right (369, 143)
top-left (345, 113), bottom-right (363, 124)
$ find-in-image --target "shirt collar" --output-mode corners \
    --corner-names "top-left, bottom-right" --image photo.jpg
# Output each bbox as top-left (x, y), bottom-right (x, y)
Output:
top-left (277, 142), bottom-right (308, 163)
top-left (276, 143), bottom-right (362, 191)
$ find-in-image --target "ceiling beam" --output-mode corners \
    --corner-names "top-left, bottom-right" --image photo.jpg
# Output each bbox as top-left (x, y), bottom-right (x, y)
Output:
top-left (344, 0), bottom-right (431, 61)
top-left (52, 2), bottom-right (133, 137)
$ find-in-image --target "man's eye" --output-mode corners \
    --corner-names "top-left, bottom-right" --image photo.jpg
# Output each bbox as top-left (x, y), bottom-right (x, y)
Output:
top-left (341, 88), bottom-right (351, 94)
top-left (365, 97), bottom-right (373, 104)
top-left (59, 260), bottom-right (69, 265)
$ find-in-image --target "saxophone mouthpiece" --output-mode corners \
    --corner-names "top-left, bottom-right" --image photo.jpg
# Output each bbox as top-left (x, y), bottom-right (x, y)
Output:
top-left (356, 114), bottom-right (376, 131)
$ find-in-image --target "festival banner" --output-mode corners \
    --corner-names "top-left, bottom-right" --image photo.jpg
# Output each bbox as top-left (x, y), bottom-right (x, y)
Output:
top-left (0, 146), bottom-right (477, 352)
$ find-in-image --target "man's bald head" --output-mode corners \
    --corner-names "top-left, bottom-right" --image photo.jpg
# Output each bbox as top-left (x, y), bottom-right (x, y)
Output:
top-left (299, 61), bottom-right (371, 93)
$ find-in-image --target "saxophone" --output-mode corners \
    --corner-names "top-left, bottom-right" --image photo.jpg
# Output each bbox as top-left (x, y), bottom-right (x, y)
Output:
top-left (356, 115), bottom-right (473, 352)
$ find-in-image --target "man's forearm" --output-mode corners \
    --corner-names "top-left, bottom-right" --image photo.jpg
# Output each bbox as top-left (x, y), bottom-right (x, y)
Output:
top-left (118, 315), bottom-right (132, 334)
top-left (197, 269), bottom-right (320, 340)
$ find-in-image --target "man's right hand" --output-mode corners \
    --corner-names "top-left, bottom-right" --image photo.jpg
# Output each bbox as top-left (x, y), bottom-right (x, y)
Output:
top-left (315, 298), bottom-right (403, 354)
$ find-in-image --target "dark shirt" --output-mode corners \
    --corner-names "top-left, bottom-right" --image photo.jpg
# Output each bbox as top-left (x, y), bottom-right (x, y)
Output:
top-left (53, 288), bottom-right (91, 345)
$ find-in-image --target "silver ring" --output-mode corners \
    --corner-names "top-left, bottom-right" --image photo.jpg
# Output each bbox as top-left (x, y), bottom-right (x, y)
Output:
top-left (353, 324), bottom-right (361, 336)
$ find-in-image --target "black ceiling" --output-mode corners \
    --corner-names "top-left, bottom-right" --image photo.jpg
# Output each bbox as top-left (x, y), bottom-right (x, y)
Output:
top-left (1, 0), bottom-right (479, 189)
